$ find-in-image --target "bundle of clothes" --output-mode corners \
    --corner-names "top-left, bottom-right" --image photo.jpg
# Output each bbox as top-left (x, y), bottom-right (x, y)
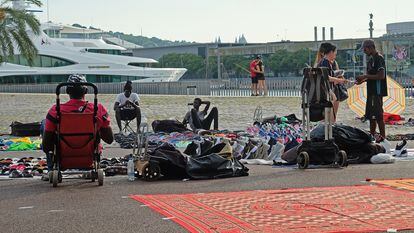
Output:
top-left (0, 137), bottom-right (41, 151)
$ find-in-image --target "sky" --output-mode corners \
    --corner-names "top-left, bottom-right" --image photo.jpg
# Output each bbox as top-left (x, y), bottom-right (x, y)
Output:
top-left (34, 0), bottom-right (414, 43)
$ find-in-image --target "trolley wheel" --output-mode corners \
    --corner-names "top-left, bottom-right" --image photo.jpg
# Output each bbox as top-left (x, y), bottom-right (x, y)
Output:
top-left (58, 171), bottom-right (62, 183)
top-left (49, 171), bottom-right (53, 183)
top-left (91, 171), bottom-right (96, 182)
top-left (142, 164), bottom-right (160, 181)
top-left (298, 152), bottom-right (310, 169)
top-left (52, 170), bottom-right (59, 187)
top-left (97, 169), bottom-right (104, 186)
top-left (338, 150), bottom-right (348, 167)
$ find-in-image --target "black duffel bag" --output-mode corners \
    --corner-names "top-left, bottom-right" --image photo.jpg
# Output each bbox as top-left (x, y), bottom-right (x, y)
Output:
top-left (10, 121), bottom-right (41, 136)
top-left (298, 140), bottom-right (339, 165)
top-left (152, 120), bottom-right (188, 133)
top-left (186, 153), bottom-right (249, 180)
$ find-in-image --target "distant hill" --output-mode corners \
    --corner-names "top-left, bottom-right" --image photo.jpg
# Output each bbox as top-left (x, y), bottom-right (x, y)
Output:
top-left (72, 24), bottom-right (196, 48)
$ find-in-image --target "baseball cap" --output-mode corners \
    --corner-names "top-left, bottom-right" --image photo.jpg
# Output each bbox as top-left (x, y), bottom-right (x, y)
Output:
top-left (67, 74), bottom-right (87, 84)
top-left (66, 74), bottom-right (87, 95)
top-left (360, 39), bottom-right (375, 50)
top-left (255, 55), bottom-right (262, 59)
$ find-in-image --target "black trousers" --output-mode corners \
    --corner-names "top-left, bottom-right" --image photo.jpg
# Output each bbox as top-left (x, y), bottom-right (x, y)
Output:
top-left (191, 107), bottom-right (218, 130)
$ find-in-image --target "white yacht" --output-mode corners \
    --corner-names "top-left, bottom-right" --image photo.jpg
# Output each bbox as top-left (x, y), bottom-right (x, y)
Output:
top-left (0, 2), bottom-right (186, 84)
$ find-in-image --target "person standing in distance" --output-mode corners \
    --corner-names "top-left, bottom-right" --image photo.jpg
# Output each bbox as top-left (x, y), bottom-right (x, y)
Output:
top-left (249, 56), bottom-right (259, 96)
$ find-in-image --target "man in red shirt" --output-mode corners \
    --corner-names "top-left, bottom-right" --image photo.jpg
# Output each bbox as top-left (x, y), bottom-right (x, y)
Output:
top-left (250, 56), bottom-right (260, 96)
top-left (42, 74), bottom-right (114, 172)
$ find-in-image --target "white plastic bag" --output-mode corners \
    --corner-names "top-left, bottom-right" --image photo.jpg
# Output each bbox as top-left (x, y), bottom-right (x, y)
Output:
top-left (370, 153), bottom-right (395, 164)
top-left (380, 139), bottom-right (391, 154)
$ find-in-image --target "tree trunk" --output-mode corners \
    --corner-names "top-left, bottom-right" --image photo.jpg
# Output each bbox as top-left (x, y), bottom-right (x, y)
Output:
top-left (0, 9), bottom-right (5, 22)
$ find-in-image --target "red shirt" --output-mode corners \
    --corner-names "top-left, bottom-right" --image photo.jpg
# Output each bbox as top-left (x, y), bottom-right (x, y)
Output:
top-left (250, 60), bottom-right (257, 78)
top-left (45, 99), bottom-right (110, 132)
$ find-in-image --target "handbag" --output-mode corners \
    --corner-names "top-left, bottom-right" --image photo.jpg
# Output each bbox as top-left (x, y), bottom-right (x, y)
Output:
top-left (334, 83), bottom-right (348, 102)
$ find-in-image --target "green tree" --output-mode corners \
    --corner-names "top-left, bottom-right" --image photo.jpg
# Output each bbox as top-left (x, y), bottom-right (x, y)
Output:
top-left (0, 0), bottom-right (42, 65)
top-left (222, 55), bottom-right (251, 77)
top-left (267, 49), bottom-right (311, 76)
top-left (156, 53), bottom-right (205, 79)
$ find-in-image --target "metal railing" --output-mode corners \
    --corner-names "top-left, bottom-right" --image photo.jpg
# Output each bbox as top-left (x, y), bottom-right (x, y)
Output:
top-left (0, 77), bottom-right (413, 97)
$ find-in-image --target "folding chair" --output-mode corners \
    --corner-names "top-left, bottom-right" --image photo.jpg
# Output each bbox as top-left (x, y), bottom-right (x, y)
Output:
top-left (120, 108), bottom-right (137, 135)
top-left (50, 82), bottom-right (104, 187)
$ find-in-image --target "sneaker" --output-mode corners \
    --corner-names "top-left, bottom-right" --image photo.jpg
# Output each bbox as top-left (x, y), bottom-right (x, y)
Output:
top-left (267, 142), bottom-right (285, 161)
top-left (395, 149), bottom-right (408, 157)
top-left (395, 139), bottom-right (407, 151)
top-left (9, 170), bottom-right (22, 178)
top-left (41, 172), bottom-right (51, 181)
top-left (401, 149), bottom-right (408, 157)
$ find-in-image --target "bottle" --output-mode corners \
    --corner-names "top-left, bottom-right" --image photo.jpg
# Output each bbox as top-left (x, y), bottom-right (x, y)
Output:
top-left (127, 156), bottom-right (135, 181)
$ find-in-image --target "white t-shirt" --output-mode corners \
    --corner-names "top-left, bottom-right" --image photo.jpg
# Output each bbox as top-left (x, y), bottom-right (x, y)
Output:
top-left (115, 92), bottom-right (140, 109)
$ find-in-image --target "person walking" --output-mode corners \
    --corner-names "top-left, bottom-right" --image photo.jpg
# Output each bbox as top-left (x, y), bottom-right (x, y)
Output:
top-left (356, 39), bottom-right (387, 141)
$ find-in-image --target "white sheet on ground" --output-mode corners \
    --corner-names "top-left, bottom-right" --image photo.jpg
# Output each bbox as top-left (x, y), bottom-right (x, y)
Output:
top-left (240, 159), bottom-right (274, 165)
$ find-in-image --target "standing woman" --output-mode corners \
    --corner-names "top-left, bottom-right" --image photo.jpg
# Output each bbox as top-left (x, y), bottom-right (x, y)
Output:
top-left (255, 56), bottom-right (267, 96)
top-left (317, 43), bottom-right (347, 122)
top-left (313, 42), bottom-right (331, 67)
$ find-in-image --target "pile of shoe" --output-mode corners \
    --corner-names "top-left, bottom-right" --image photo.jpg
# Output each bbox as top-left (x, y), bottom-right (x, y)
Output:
top-left (386, 134), bottom-right (414, 141)
top-left (100, 156), bottom-right (129, 176)
top-left (114, 133), bottom-right (138, 149)
top-left (147, 131), bottom-right (199, 148)
top-left (0, 157), bottom-right (48, 178)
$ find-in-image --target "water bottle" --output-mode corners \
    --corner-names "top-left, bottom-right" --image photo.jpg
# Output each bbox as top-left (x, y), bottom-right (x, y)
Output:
top-left (127, 156), bottom-right (135, 181)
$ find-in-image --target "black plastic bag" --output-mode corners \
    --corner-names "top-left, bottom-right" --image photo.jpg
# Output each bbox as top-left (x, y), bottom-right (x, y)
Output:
top-left (183, 140), bottom-right (214, 157)
top-left (186, 154), bottom-right (249, 180)
top-left (149, 143), bottom-right (188, 178)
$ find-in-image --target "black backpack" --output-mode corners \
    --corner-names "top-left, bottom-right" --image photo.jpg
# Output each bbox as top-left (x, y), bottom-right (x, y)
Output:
top-left (152, 120), bottom-right (188, 133)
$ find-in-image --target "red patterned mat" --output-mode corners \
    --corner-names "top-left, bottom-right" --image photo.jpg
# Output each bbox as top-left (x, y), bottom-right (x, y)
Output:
top-left (131, 185), bottom-right (414, 233)
top-left (369, 178), bottom-right (414, 192)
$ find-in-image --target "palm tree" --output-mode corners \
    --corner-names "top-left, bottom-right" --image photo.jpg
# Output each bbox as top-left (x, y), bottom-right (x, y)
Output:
top-left (0, 0), bottom-right (42, 65)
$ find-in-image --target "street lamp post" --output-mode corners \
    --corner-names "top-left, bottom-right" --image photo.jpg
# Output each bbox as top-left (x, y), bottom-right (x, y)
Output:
top-left (369, 13), bottom-right (374, 39)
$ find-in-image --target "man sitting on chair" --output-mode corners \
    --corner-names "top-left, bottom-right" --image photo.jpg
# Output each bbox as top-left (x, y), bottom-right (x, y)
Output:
top-left (42, 74), bottom-right (114, 176)
top-left (114, 81), bottom-right (141, 133)
top-left (183, 98), bottom-right (218, 132)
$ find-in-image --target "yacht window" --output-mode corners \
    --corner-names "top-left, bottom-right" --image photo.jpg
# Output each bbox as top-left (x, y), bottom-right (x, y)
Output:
top-left (6, 55), bottom-right (75, 67)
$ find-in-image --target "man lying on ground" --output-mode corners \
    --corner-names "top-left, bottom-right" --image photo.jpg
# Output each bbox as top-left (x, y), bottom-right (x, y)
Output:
top-left (182, 98), bottom-right (218, 132)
